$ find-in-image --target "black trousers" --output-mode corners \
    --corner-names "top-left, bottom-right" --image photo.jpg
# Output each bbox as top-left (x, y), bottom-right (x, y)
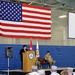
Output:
top-left (20, 57), bottom-right (23, 69)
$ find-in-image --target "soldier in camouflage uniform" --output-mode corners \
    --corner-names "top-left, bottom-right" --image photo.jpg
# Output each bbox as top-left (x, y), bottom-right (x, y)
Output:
top-left (44, 51), bottom-right (55, 66)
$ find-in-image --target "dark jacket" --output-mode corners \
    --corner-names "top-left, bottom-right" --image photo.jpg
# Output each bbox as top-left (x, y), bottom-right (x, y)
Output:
top-left (19, 48), bottom-right (28, 61)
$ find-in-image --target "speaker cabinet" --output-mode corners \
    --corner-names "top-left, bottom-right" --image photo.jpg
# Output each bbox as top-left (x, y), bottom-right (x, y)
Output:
top-left (5, 46), bottom-right (13, 58)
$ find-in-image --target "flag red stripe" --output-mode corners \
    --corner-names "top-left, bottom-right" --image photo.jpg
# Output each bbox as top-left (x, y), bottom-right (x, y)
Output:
top-left (0, 34), bottom-right (51, 39)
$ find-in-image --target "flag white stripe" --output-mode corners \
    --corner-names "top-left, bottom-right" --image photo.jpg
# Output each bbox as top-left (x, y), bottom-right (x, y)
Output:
top-left (22, 7), bottom-right (51, 14)
top-left (0, 25), bottom-right (51, 32)
top-left (0, 20), bottom-right (51, 28)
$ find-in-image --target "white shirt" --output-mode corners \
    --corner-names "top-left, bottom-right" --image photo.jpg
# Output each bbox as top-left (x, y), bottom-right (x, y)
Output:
top-left (73, 72), bottom-right (75, 75)
top-left (50, 72), bottom-right (60, 75)
top-left (29, 72), bottom-right (39, 75)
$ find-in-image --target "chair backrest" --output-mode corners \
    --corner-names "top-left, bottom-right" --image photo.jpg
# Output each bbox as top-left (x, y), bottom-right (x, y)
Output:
top-left (38, 57), bottom-right (44, 62)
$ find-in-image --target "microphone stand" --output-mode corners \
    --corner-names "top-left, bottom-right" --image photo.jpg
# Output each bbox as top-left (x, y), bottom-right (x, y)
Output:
top-left (8, 57), bottom-right (9, 75)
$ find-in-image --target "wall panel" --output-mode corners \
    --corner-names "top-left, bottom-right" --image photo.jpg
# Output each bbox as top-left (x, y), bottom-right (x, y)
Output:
top-left (0, 44), bottom-right (75, 70)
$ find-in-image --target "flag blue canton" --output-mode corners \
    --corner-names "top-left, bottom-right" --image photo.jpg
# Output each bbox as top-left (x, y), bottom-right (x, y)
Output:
top-left (0, 1), bottom-right (22, 22)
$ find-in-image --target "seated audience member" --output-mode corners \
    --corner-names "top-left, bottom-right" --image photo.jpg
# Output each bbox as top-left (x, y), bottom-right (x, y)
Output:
top-left (28, 72), bottom-right (39, 75)
top-left (38, 70), bottom-right (45, 75)
top-left (61, 67), bottom-right (73, 75)
top-left (73, 72), bottom-right (75, 75)
top-left (50, 65), bottom-right (60, 75)
top-left (28, 70), bottom-right (45, 75)
top-left (67, 67), bottom-right (73, 75)
top-left (60, 69), bottom-right (68, 75)
top-left (44, 51), bottom-right (55, 66)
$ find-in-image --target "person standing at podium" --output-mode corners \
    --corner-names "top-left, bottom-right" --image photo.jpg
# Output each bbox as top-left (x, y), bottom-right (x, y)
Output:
top-left (19, 45), bottom-right (28, 69)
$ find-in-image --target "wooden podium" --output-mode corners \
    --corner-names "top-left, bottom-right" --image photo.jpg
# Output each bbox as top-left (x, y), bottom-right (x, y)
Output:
top-left (23, 51), bottom-right (35, 72)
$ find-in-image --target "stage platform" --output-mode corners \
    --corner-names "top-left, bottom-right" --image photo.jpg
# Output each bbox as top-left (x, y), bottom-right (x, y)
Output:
top-left (0, 67), bottom-right (75, 75)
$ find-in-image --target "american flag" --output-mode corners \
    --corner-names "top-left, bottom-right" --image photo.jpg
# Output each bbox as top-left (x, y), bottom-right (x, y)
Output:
top-left (36, 40), bottom-right (40, 57)
top-left (0, 1), bottom-right (51, 39)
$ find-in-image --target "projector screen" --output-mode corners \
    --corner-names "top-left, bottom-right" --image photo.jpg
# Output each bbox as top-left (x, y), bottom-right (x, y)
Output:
top-left (68, 12), bottom-right (75, 38)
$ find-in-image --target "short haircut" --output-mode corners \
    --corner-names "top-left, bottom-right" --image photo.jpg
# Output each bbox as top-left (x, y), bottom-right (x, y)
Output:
top-left (47, 51), bottom-right (50, 53)
top-left (23, 45), bottom-right (26, 48)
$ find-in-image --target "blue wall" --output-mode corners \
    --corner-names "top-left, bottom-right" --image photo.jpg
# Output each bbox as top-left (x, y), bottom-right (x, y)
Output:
top-left (0, 44), bottom-right (75, 70)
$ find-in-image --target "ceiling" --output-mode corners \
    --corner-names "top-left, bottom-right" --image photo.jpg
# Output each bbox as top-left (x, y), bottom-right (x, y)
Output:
top-left (13, 0), bottom-right (75, 11)
top-left (3, 0), bottom-right (75, 26)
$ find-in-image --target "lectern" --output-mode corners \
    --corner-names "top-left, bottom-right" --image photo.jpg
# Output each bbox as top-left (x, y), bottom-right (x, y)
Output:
top-left (23, 51), bottom-right (35, 72)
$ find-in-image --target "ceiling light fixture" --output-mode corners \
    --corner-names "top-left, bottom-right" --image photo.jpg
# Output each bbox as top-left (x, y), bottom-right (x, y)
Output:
top-left (58, 15), bottom-right (67, 18)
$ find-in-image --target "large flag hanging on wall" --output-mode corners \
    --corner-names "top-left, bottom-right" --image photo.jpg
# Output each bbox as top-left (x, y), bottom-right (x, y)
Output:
top-left (0, 1), bottom-right (51, 39)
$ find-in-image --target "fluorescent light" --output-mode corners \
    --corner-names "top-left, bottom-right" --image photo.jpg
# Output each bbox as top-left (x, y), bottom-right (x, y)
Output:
top-left (58, 15), bottom-right (67, 18)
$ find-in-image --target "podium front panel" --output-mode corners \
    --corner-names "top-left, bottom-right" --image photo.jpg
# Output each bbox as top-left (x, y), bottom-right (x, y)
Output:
top-left (23, 51), bottom-right (35, 72)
